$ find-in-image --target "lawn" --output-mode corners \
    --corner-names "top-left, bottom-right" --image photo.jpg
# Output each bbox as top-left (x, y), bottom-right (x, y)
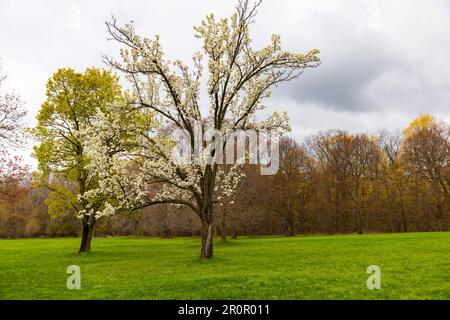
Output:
top-left (0, 232), bottom-right (449, 299)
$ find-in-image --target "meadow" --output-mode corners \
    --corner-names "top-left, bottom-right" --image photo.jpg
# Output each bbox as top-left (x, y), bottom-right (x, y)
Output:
top-left (1, 232), bottom-right (449, 300)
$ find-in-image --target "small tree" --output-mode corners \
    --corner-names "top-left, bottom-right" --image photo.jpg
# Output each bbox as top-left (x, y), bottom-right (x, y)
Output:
top-left (0, 64), bottom-right (27, 151)
top-left (0, 93), bottom-right (26, 150)
top-left (307, 131), bottom-right (353, 233)
top-left (379, 130), bottom-right (411, 232)
top-left (31, 68), bottom-right (124, 252)
top-left (271, 137), bottom-right (315, 236)
top-left (0, 63), bottom-right (28, 201)
top-left (402, 115), bottom-right (450, 230)
top-left (93, 0), bottom-right (319, 258)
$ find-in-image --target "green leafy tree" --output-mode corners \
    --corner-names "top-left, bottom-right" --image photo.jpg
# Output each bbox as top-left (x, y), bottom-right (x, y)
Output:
top-left (31, 68), bottom-right (123, 252)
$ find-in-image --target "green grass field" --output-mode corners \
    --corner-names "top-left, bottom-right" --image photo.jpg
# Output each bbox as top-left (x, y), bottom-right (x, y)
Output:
top-left (1, 232), bottom-right (449, 299)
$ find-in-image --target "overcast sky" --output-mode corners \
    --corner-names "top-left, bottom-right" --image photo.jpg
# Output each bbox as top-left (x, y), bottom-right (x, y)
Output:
top-left (1, 0), bottom-right (449, 165)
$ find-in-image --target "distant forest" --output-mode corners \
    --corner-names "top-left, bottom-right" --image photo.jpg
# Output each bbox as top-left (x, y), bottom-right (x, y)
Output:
top-left (1, 114), bottom-right (448, 239)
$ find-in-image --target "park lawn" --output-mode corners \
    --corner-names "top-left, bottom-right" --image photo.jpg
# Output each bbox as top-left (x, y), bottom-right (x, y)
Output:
top-left (0, 232), bottom-right (449, 300)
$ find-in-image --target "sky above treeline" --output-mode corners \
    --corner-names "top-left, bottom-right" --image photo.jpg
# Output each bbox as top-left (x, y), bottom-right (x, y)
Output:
top-left (1, 0), bottom-right (449, 166)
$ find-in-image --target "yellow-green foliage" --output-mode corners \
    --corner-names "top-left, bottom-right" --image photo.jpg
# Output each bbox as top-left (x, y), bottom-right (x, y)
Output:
top-left (31, 68), bottom-right (124, 216)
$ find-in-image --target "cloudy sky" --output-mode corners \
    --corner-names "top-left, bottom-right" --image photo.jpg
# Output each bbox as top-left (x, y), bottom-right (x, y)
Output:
top-left (1, 0), bottom-right (449, 165)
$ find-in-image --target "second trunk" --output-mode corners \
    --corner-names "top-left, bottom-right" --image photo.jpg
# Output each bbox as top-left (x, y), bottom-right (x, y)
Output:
top-left (200, 220), bottom-right (213, 258)
top-left (79, 222), bottom-right (94, 253)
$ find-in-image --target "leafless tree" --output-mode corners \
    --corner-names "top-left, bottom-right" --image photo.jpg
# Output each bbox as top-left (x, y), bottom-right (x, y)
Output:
top-left (0, 66), bottom-right (27, 150)
top-left (402, 120), bottom-right (450, 230)
top-left (271, 137), bottom-right (315, 236)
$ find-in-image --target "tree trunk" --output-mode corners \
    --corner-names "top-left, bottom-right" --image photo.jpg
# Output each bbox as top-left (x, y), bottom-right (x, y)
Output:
top-left (78, 171), bottom-right (93, 253)
top-left (134, 217), bottom-right (141, 237)
top-left (356, 210), bottom-right (364, 234)
top-left (200, 220), bottom-right (213, 258)
top-left (79, 220), bottom-right (95, 253)
top-left (300, 208), bottom-right (305, 234)
top-left (400, 208), bottom-right (408, 233)
top-left (220, 208), bottom-right (227, 241)
top-left (220, 229), bottom-right (226, 242)
top-left (334, 193), bottom-right (341, 234)
top-left (199, 164), bottom-right (216, 258)
top-left (284, 210), bottom-right (295, 237)
top-left (285, 229), bottom-right (295, 237)
top-left (285, 217), bottom-right (295, 236)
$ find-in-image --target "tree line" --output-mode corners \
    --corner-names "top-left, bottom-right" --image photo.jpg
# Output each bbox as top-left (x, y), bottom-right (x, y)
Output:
top-left (1, 115), bottom-right (448, 239)
top-left (232, 118), bottom-right (449, 236)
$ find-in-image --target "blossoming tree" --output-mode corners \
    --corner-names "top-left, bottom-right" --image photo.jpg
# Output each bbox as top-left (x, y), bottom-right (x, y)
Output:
top-left (93, 0), bottom-right (320, 258)
top-left (32, 68), bottom-right (125, 252)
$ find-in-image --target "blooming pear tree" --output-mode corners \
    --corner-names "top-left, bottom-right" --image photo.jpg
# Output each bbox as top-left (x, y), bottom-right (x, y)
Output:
top-left (93, 0), bottom-right (320, 258)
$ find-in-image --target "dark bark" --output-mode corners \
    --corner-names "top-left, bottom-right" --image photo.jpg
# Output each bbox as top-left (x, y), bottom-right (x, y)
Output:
top-left (79, 210), bottom-right (96, 252)
top-left (199, 164), bottom-right (216, 259)
top-left (159, 204), bottom-right (172, 238)
top-left (77, 161), bottom-right (94, 253)
top-left (200, 219), bottom-right (213, 258)
top-left (134, 217), bottom-right (141, 237)
top-left (299, 208), bottom-right (306, 233)
top-left (220, 208), bottom-right (227, 241)
top-left (356, 210), bottom-right (364, 234)
top-left (79, 222), bottom-right (94, 253)
top-left (283, 209), bottom-right (295, 237)
top-left (285, 229), bottom-right (295, 237)
top-left (400, 208), bottom-right (408, 233)
top-left (161, 225), bottom-right (172, 238)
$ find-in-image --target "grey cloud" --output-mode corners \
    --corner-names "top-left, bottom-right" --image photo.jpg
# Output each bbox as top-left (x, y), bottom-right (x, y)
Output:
top-left (273, 36), bottom-right (396, 111)
top-left (268, 2), bottom-right (399, 112)
top-left (265, 0), bottom-right (450, 116)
